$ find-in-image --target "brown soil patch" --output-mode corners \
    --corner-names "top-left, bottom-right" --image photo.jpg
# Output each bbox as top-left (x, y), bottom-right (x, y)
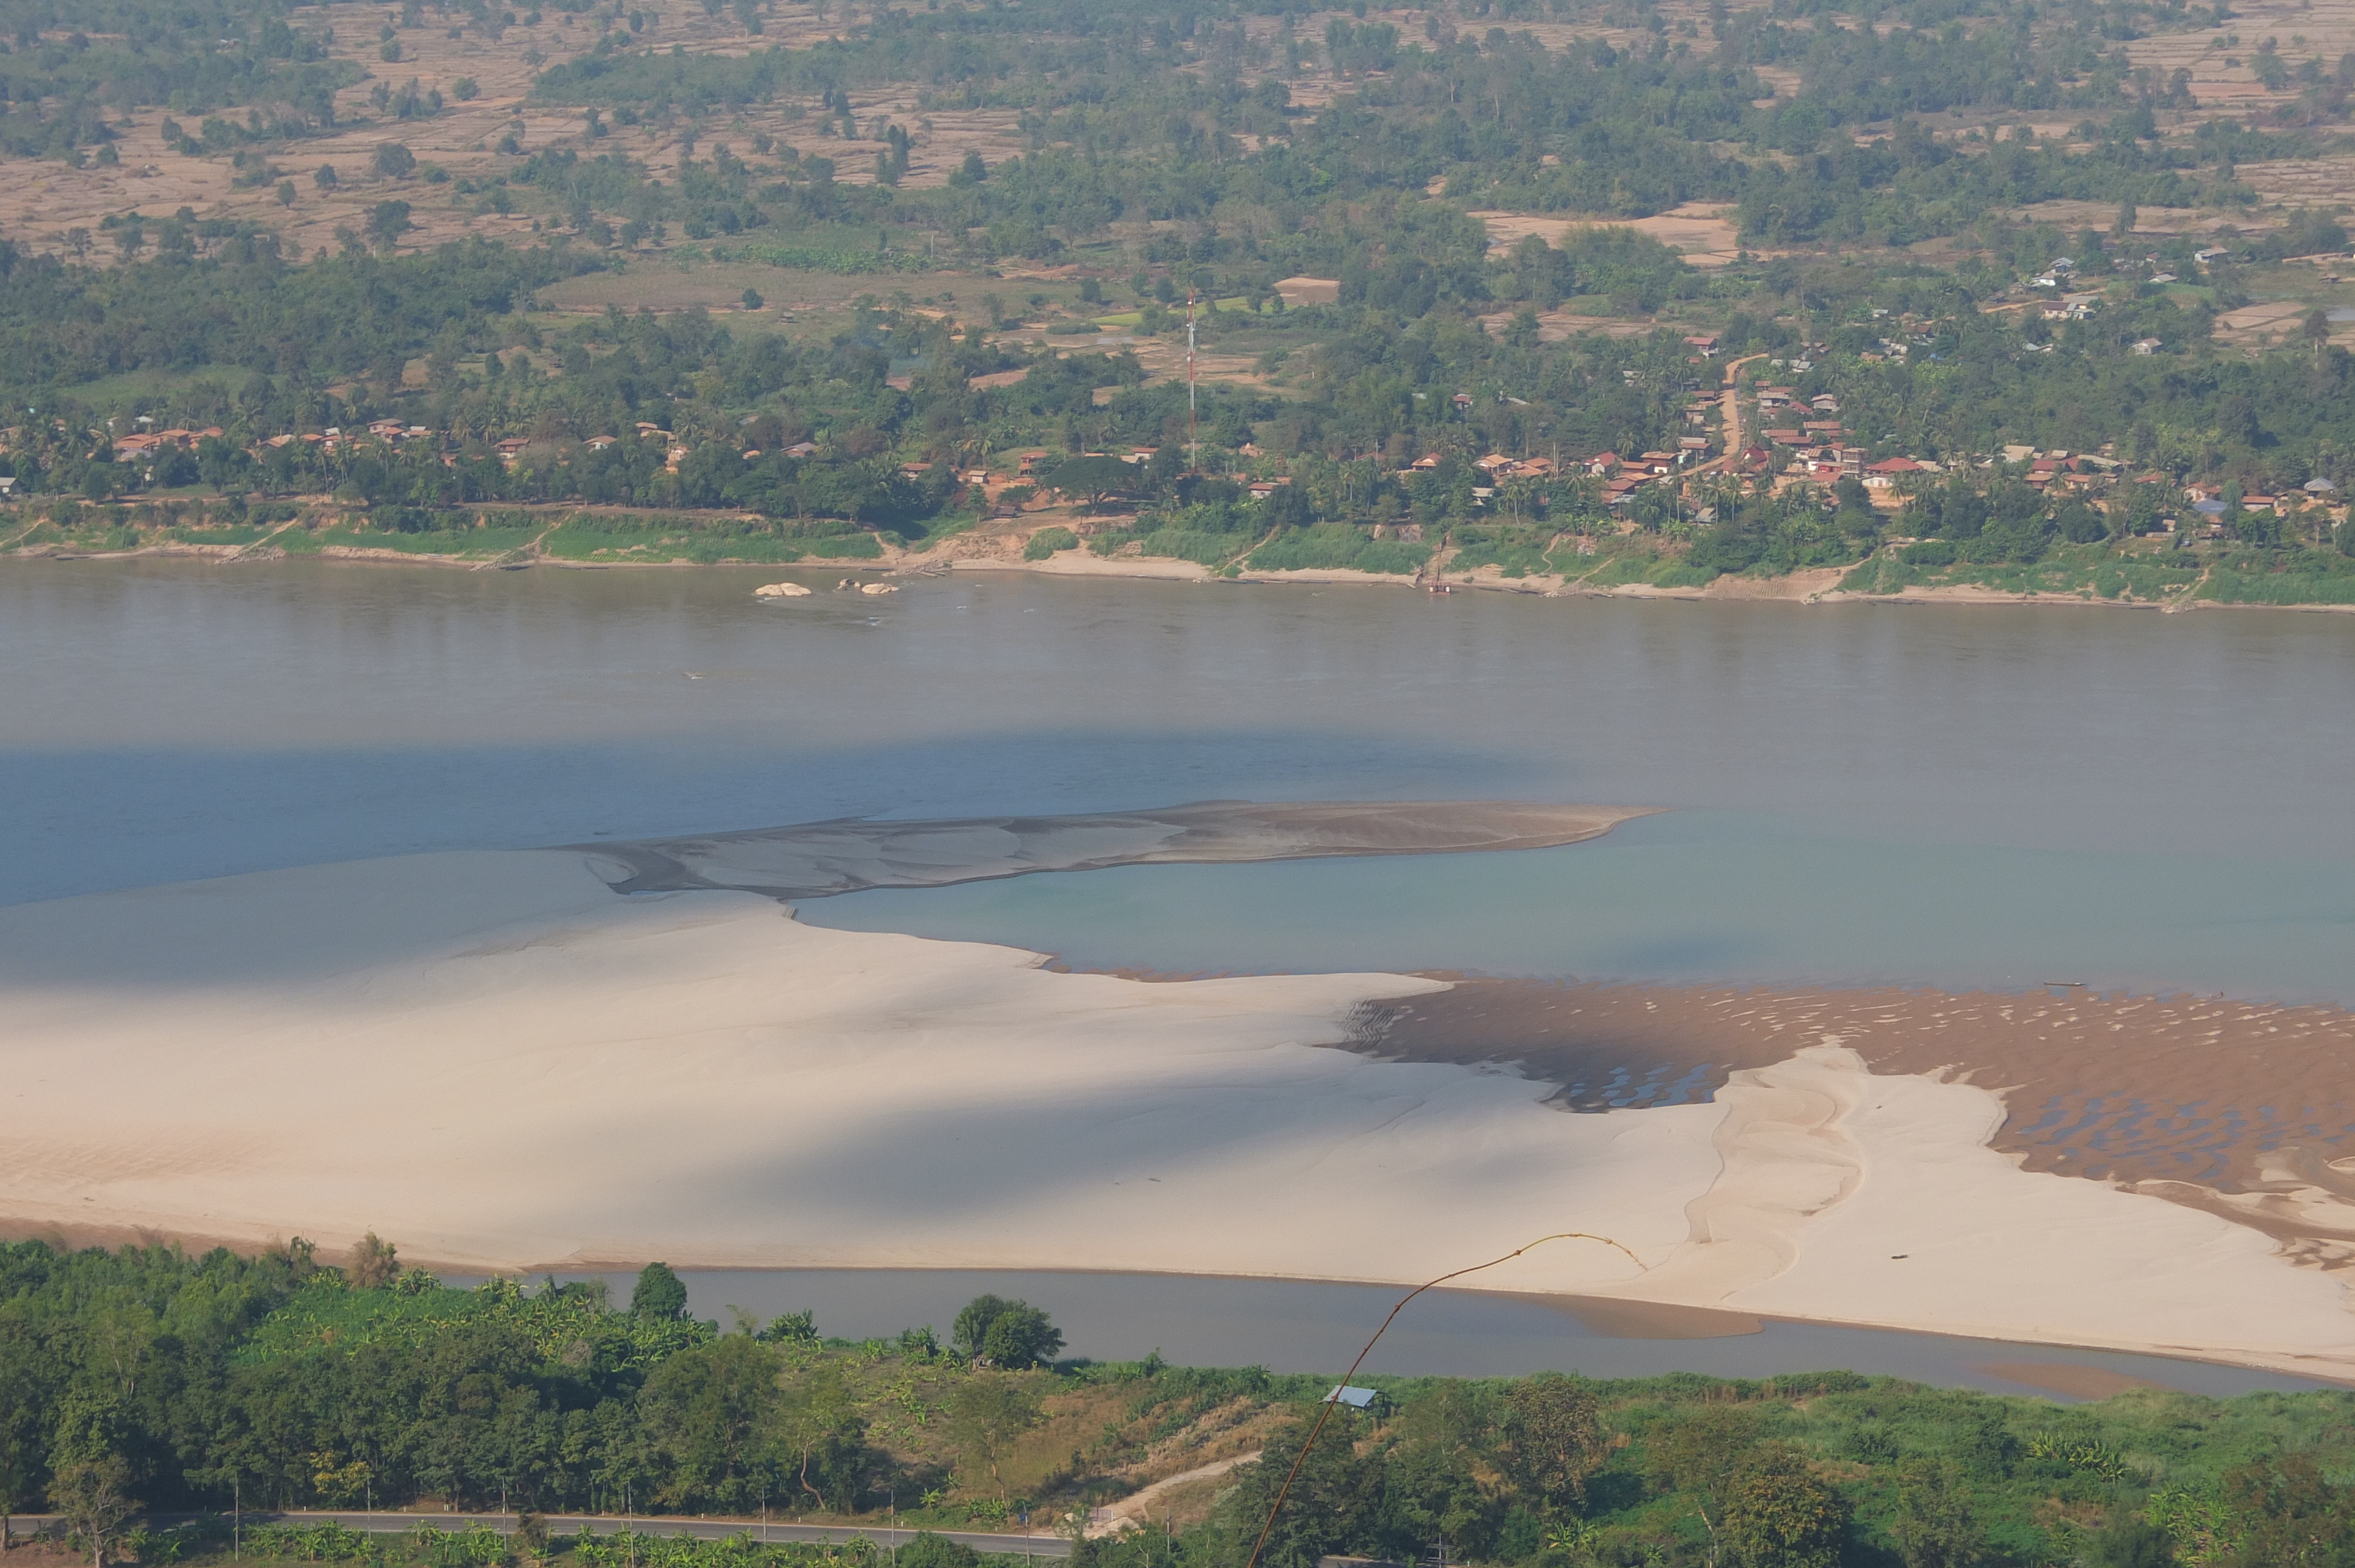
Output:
top-left (1478, 307), bottom-right (1663, 341)
top-left (2236, 154), bottom-right (2355, 211)
top-left (2006, 199), bottom-right (2258, 236)
top-left (2214, 298), bottom-right (2313, 346)
top-left (1351, 979), bottom-right (2355, 1246)
top-left (2120, 0), bottom-right (2355, 115)
top-left (1472, 202), bottom-right (1744, 266)
top-left (0, 0), bottom-right (1025, 263)
top-left (1125, 342), bottom-right (1282, 393)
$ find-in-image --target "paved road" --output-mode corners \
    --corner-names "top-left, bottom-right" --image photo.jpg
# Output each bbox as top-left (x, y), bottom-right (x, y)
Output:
top-left (6, 1511), bottom-right (1070, 1559)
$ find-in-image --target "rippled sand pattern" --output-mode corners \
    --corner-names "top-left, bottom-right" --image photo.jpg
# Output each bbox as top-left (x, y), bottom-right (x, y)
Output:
top-left (1356, 982), bottom-right (2355, 1236)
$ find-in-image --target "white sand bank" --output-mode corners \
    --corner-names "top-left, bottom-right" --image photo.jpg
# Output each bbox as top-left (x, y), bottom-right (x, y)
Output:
top-left (1600, 1046), bottom-right (2355, 1375)
top-left (0, 850), bottom-right (1708, 1285)
top-left (1, 852), bottom-right (2348, 1374)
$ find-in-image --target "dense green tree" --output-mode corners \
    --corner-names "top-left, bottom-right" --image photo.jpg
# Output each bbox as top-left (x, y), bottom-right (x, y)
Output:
top-left (1498, 1372), bottom-right (1607, 1513)
top-left (894, 1535), bottom-right (979, 1568)
top-left (0, 1321), bottom-right (47, 1552)
top-left (638, 1337), bottom-right (785, 1512)
top-left (1220, 1413), bottom-right (1384, 1568)
top-left (951, 1295), bottom-right (1061, 1366)
top-left (1719, 1444), bottom-right (1849, 1568)
top-left (1890, 1457), bottom-right (1985, 1568)
top-left (630, 1263), bottom-right (689, 1322)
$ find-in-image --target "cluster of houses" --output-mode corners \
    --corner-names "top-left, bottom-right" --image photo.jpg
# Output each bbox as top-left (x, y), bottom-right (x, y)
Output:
top-left (74, 388), bottom-right (2343, 541)
top-left (254, 420), bottom-right (433, 454)
top-left (109, 425), bottom-right (226, 457)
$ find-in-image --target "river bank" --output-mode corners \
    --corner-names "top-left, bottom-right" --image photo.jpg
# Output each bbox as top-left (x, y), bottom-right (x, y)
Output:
top-left (21, 535), bottom-right (2355, 615)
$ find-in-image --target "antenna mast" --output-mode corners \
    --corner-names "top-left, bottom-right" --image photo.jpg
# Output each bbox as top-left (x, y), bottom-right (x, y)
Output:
top-left (1187, 288), bottom-right (1199, 471)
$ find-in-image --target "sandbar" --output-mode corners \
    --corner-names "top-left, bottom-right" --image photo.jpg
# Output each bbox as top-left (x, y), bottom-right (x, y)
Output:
top-left (1, 845), bottom-right (2350, 1378)
top-left (584, 800), bottom-right (1657, 899)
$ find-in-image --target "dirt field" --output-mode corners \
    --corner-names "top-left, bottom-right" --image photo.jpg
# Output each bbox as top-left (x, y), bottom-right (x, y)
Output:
top-left (2006, 198), bottom-right (2273, 237)
top-left (1477, 305), bottom-right (1661, 341)
top-left (2237, 154), bottom-right (2355, 210)
top-left (2120, 0), bottom-right (2355, 117)
top-left (0, 0), bottom-right (1033, 263)
top-left (1472, 202), bottom-right (1746, 266)
top-left (2213, 297), bottom-right (2317, 346)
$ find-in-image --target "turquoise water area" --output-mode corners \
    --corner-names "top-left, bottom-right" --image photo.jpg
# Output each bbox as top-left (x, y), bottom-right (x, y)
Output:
top-left (799, 808), bottom-right (2355, 1002)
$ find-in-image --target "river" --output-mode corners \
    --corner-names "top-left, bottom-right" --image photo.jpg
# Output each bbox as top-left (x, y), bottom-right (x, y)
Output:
top-left (11, 559), bottom-right (2350, 998)
top-left (8, 558), bottom-right (2354, 1390)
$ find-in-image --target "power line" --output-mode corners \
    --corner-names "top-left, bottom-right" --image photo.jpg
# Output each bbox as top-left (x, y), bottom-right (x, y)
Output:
top-left (1240, 1231), bottom-right (1647, 1568)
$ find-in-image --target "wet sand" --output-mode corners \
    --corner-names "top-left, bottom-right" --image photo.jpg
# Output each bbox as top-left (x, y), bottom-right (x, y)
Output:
top-left (1975, 1363), bottom-right (2169, 1400)
top-left (1354, 979), bottom-right (2355, 1257)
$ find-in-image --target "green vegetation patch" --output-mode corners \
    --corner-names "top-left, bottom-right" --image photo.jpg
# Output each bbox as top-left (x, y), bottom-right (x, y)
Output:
top-left (1023, 526), bottom-right (1079, 560)
top-left (14, 1236), bottom-right (2355, 1568)
top-left (238, 1274), bottom-right (711, 1375)
top-left (1850, 543), bottom-right (2223, 603)
top-left (1248, 523), bottom-right (1429, 574)
top-left (2197, 550), bottom-right (2355, 604)
top-left (1449, 527), bottom-right (1555, 578)
top-left (540, 513), bottom-right (885, 564)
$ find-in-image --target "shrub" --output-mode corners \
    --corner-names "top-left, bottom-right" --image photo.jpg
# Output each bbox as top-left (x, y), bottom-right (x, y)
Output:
top-left (1247, 523), bottom-right (1427, 574)
top-left (895, 1536), bottom-right (979, 1568)
top-left (1024, 526), bottom-right (1079, 560)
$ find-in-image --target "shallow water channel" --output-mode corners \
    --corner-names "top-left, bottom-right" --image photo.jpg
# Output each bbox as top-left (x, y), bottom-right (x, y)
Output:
top-left (507, 1268), bottom-right (2341, 1401)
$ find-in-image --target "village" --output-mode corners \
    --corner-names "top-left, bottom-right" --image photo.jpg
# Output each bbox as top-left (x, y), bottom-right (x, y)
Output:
top-left (40, 253), bottom-right (2355, 553)
top-left (56, 381), bottom-right (2353, 549)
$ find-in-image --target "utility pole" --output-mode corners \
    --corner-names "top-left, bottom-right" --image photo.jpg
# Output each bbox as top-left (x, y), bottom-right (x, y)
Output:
top-left (1186, 288), bottom-right (1199, 471)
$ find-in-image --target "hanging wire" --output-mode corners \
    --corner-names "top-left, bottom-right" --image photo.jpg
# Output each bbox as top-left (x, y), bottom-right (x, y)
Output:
top-left (1240, 1232), bottom-right (1648, 1568)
